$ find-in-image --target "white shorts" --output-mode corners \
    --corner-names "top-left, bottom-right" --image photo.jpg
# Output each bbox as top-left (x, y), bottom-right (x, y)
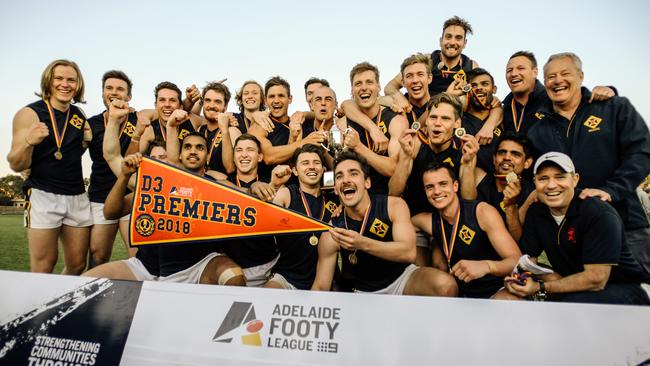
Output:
top-left (266, 272), bottom-right (297, 290)
top-left (25, 188), bottom-right (92, 229)
top-left (355, 264), bottom-right (418, 295)
top-left (91, 202), bottom-right (118, 225)
top-left (120, 213), bottom-right (130, 222)
top-left (124, 252), bottom-right (223, 283)
top-left (243, 255), bottom-right (280, 287)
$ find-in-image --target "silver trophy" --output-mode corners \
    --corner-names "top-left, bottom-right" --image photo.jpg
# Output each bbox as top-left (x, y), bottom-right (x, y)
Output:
top-left (322, 120), bottom-right (348, 189)
top-left (326, 121), bottom-right (346, 156)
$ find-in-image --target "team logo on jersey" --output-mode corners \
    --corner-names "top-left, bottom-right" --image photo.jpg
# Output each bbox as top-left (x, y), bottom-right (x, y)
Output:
top-left (178, 129), bottom-right (191, 140)
top-left (583, 115), bottom-right (602, 132)
top-left (493, 127), bottom-right (502, 137)
top-left (69, 114), bottom-right (84, 129)
top-left (567, 227), bottom-right (577, 244)
top-left (443, 157), bottom-right (455, 167)
top-left (324, 201), bottom-right (337, 213)
top-left (377, 121), bottom-right (387, 135)
top-left (458, 225), bottom-right (475, 245)
top-left (213, 130), bottom-right (223, 146)
top-left (499, 201), bottom-right (506, 212)
top-left (534, 112), bottom-right (545, 120)
top-left (454, 69), bottom-right (466, 82)
top-left (213, 302), bottom-right (263, 346)
top-left (369, 218), bottom-right (388, 238)
top-left (134, 214), bottom-right (155, 237)
top-left (123, 121), bottom-right (136, 137)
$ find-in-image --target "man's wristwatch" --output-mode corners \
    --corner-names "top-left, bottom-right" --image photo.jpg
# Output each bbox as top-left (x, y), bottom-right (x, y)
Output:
top-left (533, 280), bottom-right (547, 302)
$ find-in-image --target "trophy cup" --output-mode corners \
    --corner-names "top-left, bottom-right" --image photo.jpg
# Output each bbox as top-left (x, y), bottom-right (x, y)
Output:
top-left (322, 120), bottom-right (347, 189)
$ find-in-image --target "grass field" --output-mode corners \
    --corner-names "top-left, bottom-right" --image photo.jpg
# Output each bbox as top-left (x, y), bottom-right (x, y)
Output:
top-left (0, 215), bottom-right (130, 273)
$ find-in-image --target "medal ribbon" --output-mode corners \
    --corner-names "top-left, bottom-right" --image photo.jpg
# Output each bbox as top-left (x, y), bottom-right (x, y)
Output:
top-left (343, 200), bottom-right (372, 235)
top-left (270, 116), bottom-right (290, 130)
top-left (158, 120), bottom-right (167, 142)
top-left (439, 57), bottom-right (463, 78)
top-left (439, 203), bottom-right (461, 269)
top-left (44, 100), bottom-right (71, 153)
top-left (469, 88), bottom-right (492, 110)
top-left (343, 200), bottom-right (372, 265)
top-left (422, 130), bottom-right (457, 151)
top-left (203, 126), bottom-right (222, 166)
top-left (511, 99), bottom-right (525, 133)
top-left (299, 189), bottom-right (326, 220)
top-left (235, 175), bottom-right (258, 188)
top-left (363, 106), bottom-right (384, 149)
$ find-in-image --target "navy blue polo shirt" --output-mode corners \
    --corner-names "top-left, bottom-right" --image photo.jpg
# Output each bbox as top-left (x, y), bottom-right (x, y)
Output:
top-left (521, 193), bottom-right (649, 284)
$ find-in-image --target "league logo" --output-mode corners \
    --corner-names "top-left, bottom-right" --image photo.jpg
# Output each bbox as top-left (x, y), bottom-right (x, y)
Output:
top-left (369, 218), bottom-right (388, 238)
top-left (458, 225), bottom-right (475, 245)
top-left (534, 112), bottom-right (545, 120)
top-left (134, 214), bottom-right (155, 237)
top-left (213, 302), bottom-right (264, 347)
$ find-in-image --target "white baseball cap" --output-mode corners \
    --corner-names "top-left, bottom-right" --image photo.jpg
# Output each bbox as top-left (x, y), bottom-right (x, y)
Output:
top-left (533, 152), bottom-right (575, 174)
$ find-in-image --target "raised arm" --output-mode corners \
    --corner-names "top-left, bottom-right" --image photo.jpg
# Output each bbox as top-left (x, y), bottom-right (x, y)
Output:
top-left (103, 100), bottom-right (131, 176)
top-left (165, 109), bottom-right (189, 166)
top-left (104, 154), bottom-right (141, 220)
top-left (387, 129), bottom-right (418, 196)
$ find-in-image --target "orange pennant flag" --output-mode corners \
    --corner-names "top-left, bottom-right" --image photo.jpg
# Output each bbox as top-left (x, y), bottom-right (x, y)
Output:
top-left (129, 157), bottom-right (331, 247)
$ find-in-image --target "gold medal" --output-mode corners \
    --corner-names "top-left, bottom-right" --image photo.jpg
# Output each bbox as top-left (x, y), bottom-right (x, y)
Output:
top-left (342, 200), bottom-right (372, 267)
top-left (44, 100), bottom-right (71, 162)
top-left (309, 235), bottom-right (318, 246)
top-left (506, 172), bottom-right (519, 184)
top-left (348, 251), bottom-right (358, 265)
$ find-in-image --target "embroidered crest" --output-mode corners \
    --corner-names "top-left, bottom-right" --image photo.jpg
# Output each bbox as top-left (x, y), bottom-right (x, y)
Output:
top-left (69, 114), bottom-right (84, 129)
top-left (123, 121), bottom-right (136, 137)
top-left (458, 225), bottom-right (475, 245)
top-left (324, 201), bottom-right (337, 213)
top-left (178, 129), bottom-right (191, 140)
top-left (583, 115), bottom-right (602, 132)
top-left (369, 218), bottom-right (389, 238)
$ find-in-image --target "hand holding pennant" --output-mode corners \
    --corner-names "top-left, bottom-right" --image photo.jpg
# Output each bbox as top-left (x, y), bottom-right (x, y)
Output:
top-left (129, 157), bottom-right (331, 247)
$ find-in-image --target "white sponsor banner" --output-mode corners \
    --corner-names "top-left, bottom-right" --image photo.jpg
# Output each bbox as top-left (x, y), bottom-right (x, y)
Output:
top-left (1, 270), bottom-right (650, 366)
top-left (124, 281), bottom-right (650, 366)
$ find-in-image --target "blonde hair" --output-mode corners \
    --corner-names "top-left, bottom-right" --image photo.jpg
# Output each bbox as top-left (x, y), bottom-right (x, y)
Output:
top-left (37, 59), bottom-right (85, 103)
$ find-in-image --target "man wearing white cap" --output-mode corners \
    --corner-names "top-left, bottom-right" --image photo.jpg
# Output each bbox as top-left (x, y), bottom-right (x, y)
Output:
top-left (505, 152), bottom-right (650, 305)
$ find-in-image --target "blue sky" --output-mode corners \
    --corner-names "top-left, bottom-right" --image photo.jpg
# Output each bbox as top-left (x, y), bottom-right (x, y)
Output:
top-left (1, 0), bottom-right (648, 176)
